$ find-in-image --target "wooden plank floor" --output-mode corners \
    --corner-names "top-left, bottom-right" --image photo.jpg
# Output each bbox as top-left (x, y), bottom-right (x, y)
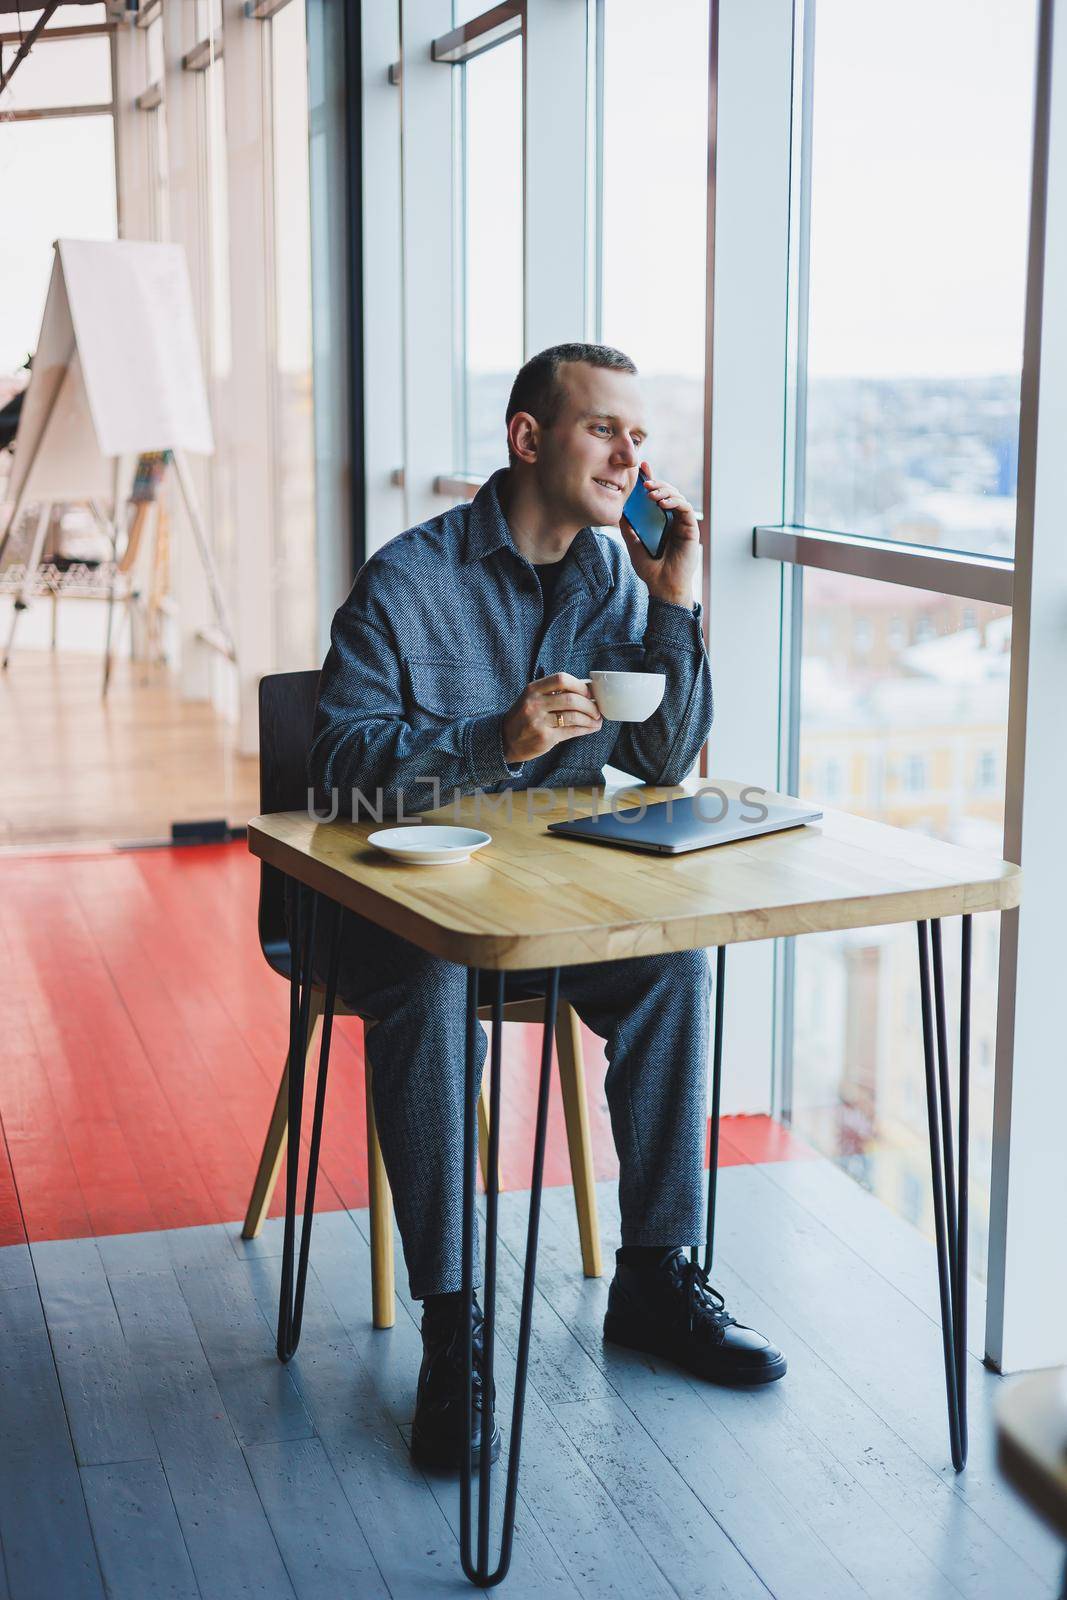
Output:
top-left (1, 1167), bottom-right (1060, 1599)
top-left (0, 651), bottom-right (259, 849)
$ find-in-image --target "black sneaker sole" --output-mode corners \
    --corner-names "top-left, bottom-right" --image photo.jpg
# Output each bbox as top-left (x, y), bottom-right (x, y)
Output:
top-left (410, 1423), bottom-right (502, 1472)
top-left (603, 1313), bottom-right (787, 1387)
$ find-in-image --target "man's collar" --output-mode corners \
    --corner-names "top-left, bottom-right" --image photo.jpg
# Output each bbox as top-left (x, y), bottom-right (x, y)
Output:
top-left (462, 468), bottom-right (517, 564)
top-left (463, 468), bottom-right (614, 600)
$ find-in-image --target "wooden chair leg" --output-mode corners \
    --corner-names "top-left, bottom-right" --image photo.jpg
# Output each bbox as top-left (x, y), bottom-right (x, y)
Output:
top-left (477, 1075), bottom-right (499, 1193)
top-left (242, 994), bottom-right (324, 1239)
top-left (555, 1003), bottom-right (603, 1278)
top-left (365, 1055), bottom-right (396, 1330)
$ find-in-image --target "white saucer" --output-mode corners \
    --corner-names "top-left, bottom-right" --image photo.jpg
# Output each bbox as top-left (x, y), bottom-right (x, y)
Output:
top-left (367, 825), bottom-right (492, 865)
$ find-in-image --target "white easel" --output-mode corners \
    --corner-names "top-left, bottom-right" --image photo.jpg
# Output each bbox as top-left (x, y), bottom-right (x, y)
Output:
top-left (0, 238), bottom-right (235, 686)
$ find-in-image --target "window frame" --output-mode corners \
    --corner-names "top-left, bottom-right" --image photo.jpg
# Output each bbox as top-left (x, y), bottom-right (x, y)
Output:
top-left (445, 7), bottom-right (526, 478)
top-left (761, 0), bottom-right (1030, 597)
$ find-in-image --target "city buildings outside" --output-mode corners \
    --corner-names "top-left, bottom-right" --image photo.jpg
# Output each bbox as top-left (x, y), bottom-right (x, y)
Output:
top-left (794, 571), bottom-right (1010, 1281)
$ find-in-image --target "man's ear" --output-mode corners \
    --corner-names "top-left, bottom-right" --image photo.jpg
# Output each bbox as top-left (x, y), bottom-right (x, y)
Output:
top-left (506, 411), bottom-right (540, 465)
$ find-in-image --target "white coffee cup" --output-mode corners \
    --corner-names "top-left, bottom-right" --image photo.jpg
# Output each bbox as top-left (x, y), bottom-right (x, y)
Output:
top-left (588, 670), bottom-right (666, 723)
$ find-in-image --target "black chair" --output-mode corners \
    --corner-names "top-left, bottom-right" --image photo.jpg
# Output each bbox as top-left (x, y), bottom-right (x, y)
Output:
top-left (242, 670), bottom-right (603, 1328)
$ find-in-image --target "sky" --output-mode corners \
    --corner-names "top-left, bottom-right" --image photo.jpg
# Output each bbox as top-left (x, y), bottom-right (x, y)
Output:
top-left (0, 1), bottom-right (1042, 384)
top-left (806, 0), bottom-right (1038, 379)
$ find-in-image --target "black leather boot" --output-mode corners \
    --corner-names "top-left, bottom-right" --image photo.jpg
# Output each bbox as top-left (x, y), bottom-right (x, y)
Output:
top-left (411, 1293), bottom-right (502, 1471)
top-left (604, 1248), bottom-right (787, 1386)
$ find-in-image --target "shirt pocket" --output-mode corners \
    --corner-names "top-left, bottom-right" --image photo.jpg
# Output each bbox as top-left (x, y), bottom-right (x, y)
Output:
top-left (403, 657), bottom-right (508, 720)
top-left (562, 639), bottom-right (643, 680)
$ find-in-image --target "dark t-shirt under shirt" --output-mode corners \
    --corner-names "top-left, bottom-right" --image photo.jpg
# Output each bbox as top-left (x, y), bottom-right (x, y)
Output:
top-left (532, 558), bottom-right (566, 671)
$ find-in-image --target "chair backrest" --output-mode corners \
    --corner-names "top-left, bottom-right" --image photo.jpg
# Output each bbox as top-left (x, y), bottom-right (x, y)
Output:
top-left (257, 669), bottom-right (322, 978)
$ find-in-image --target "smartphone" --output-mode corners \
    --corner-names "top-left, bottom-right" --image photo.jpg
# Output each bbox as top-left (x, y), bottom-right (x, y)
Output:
top-left (621, 469), bottom-right (671, 559)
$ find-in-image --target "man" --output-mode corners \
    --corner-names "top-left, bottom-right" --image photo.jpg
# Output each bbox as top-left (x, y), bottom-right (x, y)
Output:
top-left (309, 343), bottom-right (785, 1470)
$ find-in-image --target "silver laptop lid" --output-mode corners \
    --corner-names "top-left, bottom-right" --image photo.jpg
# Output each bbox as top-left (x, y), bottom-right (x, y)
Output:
top-left (546, 791), bottom-right (823, 855)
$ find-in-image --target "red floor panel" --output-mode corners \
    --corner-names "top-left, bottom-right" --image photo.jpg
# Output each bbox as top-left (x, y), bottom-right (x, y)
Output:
top-left (0, 841), bottom-right (808, 1249)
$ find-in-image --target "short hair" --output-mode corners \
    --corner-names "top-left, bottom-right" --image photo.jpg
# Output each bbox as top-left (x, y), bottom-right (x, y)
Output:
top-left (505, 342), bottom-right (637, 461)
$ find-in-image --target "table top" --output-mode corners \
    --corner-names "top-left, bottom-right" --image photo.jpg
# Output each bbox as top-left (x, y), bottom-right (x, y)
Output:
top-left (247, 778), bottom-right (1021, 971)
top-left (996, 1369), bottom-right (1067, 1540)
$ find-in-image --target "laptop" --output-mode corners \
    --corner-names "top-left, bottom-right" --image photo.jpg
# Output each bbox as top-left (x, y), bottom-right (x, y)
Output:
top-left (546, 792), bottom-right (823, 857)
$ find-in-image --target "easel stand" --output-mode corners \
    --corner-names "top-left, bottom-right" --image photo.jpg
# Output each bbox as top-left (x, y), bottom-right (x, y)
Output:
top-left (1, 449), bottom-right (236, 696)
top-left (0, 238), bottom-right (225, 696)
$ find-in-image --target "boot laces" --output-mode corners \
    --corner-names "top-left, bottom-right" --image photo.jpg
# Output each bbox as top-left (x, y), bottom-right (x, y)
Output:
top-left (675, 1256), bottom-right (737, 1341)
top-left (442, 1301), bottom-right (490, 1400)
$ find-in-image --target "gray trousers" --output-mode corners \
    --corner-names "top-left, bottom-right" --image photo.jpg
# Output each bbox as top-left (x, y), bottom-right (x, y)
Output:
top-left (319, 909), bottom-right (712, 1299)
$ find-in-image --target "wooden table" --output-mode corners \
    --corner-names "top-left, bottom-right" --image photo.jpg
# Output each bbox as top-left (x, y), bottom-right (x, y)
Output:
top-left (248, 777), bottom-right (1022, 1587)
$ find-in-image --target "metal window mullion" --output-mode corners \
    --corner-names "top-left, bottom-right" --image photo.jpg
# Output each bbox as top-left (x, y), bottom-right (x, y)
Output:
top-left (399, 0), bottom-right (456, 528)
top-left (454, 57), bottom-right (470, 476)
top-left (108, 22), bottom-right (122, 238)
top-left (523, 1), bottom-right (586, 355)
top-left (705, 0), bottom-right (796, 1118)
top-left (698, 0), bottom-right (718, 765)
top-left (785, 0), bottom-right (815, 525)
top-left (262, 8), bottom-right (283, 672)
top-left (591, 0), bottom-right (604, 342)
top-left (772, 0), bottom-right (812, 1124)
top-left (772, 555), bottom-right (804, 1123)
top-left (986, 0), bottom-right (1067, 1373)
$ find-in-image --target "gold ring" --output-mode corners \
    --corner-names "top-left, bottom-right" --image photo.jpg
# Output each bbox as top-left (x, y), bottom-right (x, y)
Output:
top-left (556, 711), bottom-right (565, 729)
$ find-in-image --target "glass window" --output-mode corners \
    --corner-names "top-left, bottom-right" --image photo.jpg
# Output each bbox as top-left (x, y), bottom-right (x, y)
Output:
top-left (793, 570), bottom-right (1011, 1280)
top-left (798, 0), bottom-right (1038, 554)
top-left (0, 114), bottom-right (116, 374)
top-left (458, 35), bottom-right (523, 476)
top-left (270, 0), bottom-right (317, 669)
top-left (1, 36), bottom-right (111, 109)
top-left (976, 749), bottom-right (998, 791)
top-left (599, 0), bottom-right (709, 508)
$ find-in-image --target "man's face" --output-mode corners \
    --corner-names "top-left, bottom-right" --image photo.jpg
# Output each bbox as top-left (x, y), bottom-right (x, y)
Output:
top-left (534, 363), bottom-right (648, 528)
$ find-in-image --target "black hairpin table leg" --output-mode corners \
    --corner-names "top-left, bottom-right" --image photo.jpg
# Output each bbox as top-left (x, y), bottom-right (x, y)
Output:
top-left (917, 915), bottom-right (971, 1471)
top-left (460, 965), bottom-right (561, 1588)
top-left (694, 945), bottom-right (727, 1274)
top-left (277, 882), bottom-right (343, 1363)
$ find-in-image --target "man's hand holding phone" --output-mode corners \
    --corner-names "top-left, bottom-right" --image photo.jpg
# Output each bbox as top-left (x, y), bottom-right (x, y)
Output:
top-left (501, 672), bottom-right (602, 764)
top-left (619, 460), bottom-right (700, 611)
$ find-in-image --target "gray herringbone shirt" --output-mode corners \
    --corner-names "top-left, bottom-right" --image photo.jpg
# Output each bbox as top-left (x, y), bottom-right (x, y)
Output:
top-left (309, 468), bottom-right (714, 817)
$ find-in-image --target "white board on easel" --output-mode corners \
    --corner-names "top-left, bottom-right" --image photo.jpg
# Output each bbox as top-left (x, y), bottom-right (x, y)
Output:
top-left (7, 237), bottom-right (214, 511)
top-left (1, 239), bottom-right (235, 677)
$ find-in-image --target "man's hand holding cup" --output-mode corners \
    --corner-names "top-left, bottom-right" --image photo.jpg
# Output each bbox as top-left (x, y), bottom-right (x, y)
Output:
top-left (501, 672), bottom-right (602, 764)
